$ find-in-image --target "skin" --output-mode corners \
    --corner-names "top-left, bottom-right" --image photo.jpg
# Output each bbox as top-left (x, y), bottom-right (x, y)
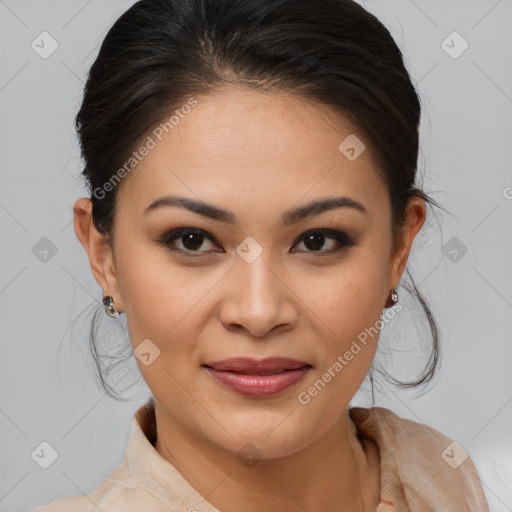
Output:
top-left (74, 84), bottom-right (426, 512)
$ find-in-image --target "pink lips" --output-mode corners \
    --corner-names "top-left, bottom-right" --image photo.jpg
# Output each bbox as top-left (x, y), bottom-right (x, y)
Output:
top-left (202, 357), bottom-right (312, 398)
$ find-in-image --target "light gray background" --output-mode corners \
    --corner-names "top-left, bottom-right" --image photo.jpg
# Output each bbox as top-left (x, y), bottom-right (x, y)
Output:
top-left (1, 0), bottom-right (511, 510)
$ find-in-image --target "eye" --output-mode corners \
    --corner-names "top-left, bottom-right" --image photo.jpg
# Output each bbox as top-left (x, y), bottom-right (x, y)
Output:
top-left (158, 227), bottom-right (355, 256)
top-left (292, 229), bottom-right (355, 254)
top-left (158, 228), bottom-right (222, 255)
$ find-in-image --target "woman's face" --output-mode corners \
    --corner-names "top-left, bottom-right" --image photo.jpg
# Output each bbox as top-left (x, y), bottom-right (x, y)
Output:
top-left (78, 85), bottom-right (425, 459)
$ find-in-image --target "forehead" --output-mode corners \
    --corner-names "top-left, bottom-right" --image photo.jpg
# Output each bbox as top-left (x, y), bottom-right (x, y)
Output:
top-left (116, 85), bottom-right (386, 215)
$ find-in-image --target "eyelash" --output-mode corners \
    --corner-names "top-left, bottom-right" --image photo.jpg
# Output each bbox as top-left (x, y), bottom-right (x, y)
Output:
top-left (157, 227), bottom-right (356, 256)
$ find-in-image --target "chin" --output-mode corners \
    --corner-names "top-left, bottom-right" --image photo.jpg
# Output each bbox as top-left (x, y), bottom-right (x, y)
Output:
top-left (206, 412), bottom-right (315, 460)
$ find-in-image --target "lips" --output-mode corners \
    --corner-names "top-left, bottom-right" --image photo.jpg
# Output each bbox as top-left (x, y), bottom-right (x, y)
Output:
top-left (201, 357), bottom-right (311, 374)
top-left (201, 357), bottom-right (312, 398)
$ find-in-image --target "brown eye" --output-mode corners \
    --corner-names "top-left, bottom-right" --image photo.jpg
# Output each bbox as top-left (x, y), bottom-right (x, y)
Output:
top-left (293, 229), bottom-right (355, 254)
top-left (158, 228), bottom-right (221, 254)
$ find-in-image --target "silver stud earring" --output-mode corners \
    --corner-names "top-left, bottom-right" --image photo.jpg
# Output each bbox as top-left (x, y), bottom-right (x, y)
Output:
top-left (386, 288), bottom-right (399, 308)
top-left (102, 295), bottom-right (120, 317)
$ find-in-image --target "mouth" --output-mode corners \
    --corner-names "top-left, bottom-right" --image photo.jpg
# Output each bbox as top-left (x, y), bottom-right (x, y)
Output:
top-left (201, 357), bottom-right (312, 398)
top-left (202, 368), bottom-right (304, 375)
top-left (201, 357), bottom-right (311, 373)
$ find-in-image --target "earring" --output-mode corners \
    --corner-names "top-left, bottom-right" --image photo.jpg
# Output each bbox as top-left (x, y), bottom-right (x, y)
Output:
top-left (102, 295), bottom-right (120, 317)
top-left (385, 288), bottom-right (399, 308)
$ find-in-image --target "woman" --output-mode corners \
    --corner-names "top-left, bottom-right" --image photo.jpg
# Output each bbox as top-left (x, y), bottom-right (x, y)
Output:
top-left (32, 0), bottom-right (489, 510)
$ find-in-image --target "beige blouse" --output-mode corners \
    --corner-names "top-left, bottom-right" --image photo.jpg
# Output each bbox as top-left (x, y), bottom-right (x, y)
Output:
top-left (32, 399), bottom-right (489, 511)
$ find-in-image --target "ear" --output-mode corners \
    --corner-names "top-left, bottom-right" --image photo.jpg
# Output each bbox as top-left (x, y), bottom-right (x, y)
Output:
top-left (386, 197), bottom-right (427, 301)
top-left (73, 197), bottom-right (124, 313)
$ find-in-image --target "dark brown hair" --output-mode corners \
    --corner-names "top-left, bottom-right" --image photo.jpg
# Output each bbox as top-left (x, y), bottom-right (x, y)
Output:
top-left (75, 0), bottom-right (445, 405)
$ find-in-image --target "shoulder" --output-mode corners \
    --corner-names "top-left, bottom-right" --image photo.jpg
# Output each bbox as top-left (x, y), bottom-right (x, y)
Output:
top-left (349, 406), bottom-right (490, 511)
top-left (29, 463), bottom-right (154, 512)
top-left (31, 400), bottom-right (162, 511)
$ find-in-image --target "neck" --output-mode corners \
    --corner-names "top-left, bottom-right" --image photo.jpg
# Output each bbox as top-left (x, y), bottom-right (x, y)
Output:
top-left (153, 403), bottom-right (380, 512)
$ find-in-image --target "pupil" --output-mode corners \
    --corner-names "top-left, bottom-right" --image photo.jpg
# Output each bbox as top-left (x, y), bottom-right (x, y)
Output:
top-left (183, 233), bottom-right (203, 250)
top-left (305, 232), bottom-right (324, 251)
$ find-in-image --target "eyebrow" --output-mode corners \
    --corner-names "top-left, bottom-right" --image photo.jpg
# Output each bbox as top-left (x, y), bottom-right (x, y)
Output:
top-left (143, 195), bottom-right (367, 226)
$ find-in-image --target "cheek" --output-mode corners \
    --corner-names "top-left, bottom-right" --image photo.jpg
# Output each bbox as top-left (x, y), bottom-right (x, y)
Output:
top-left (116, 241), bottom-right (184, 324)
top-left (304, 253), bottom-right (388, 338)
top-left (296, 259), bottom-right (387, 418)
top-left (298, 248), bottom-right (390, 396)
top-left (115, 250), bottom-right (202, 401)
top-left (115, 243), bottom-right (223, 372)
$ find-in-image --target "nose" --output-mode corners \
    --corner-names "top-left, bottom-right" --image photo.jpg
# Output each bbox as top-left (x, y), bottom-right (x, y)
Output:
top-left (218, 253), bottom-right (298, 338)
